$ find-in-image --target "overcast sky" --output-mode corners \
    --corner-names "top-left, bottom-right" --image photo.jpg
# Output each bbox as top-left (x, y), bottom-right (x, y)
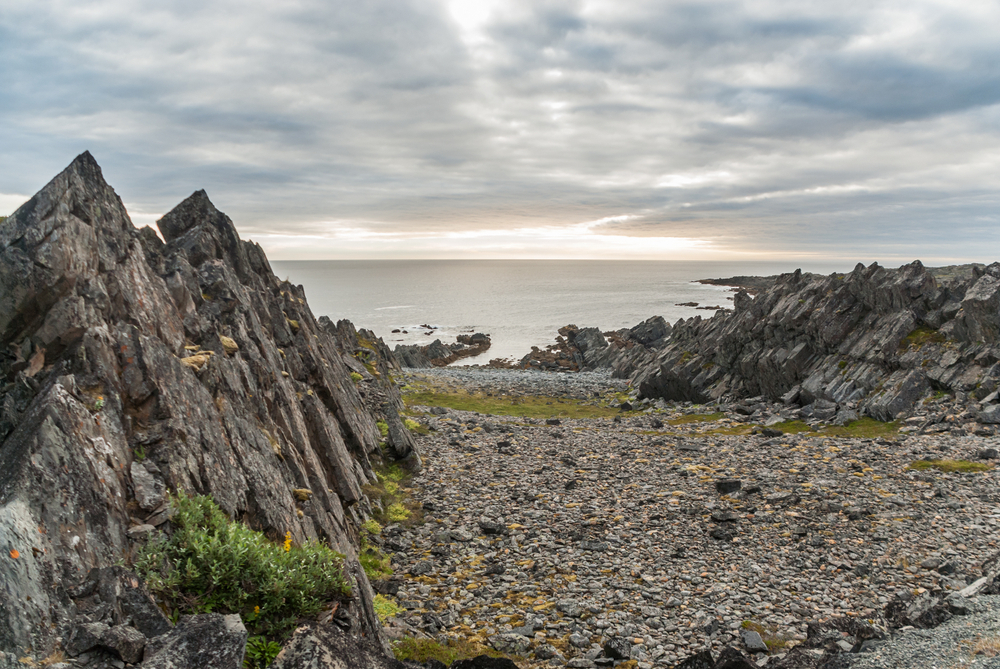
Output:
top-left (2, 0), bottom-right (999, 261)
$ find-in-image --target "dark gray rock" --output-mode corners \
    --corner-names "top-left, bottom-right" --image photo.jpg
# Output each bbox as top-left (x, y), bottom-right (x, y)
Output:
top-left (451, 656), bottom-right (521, 669)
top-left (270, 623), bottom-right (408, 669)
top-left (130, 461), bottom-right (165, 511)
top-left (66, 622), bottom-right (110, 657)
top-left (603, 637), bottom-right (631, 660)
top-left (99, 625), bottom-right (145, 664)
top-left (672, 649), bottom-right (714, 669)
top-left (715, 646), bottom-right (757, 669)
top-left (715, 479), bottom-right (741, 495)
top-left (143, 614), bottom-right (246, 669)
top-left (634, 261), bottom-right (1000, 420)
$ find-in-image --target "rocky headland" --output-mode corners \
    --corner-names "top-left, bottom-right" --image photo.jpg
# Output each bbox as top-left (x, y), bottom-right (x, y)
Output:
top-left (0, 154), bottom-right (422, 668)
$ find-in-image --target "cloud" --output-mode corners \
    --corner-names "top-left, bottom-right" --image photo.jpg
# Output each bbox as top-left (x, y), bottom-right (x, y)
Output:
top-left (1, 0), bottom-right (999, 261)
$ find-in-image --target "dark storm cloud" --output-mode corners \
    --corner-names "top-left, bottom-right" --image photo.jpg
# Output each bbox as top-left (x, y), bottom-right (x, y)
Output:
top-left (1, 0), bottom-right (999, 259)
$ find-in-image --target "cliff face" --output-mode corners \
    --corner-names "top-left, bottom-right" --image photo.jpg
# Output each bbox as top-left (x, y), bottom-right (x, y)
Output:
top-left (0, 153), bottom-right (414, 660)
top-left (635, 261), bottom-right (1000, 420)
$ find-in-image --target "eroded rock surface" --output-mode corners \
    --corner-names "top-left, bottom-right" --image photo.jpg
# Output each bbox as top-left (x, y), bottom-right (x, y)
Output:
top-left (635, 262), bottom-right (1000, 420)
top-left (0, 153), bottom-right (416, 662)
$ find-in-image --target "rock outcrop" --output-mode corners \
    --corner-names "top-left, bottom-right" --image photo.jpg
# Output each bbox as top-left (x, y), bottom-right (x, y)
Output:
top-left (0, 153), bottom-right (416, 663)
top-left (394, 333), bottom-right (491, 367)
top-left (635, 261), bottom-right (1000, 420)
top-left (517, 316), bottom-right (671, 376)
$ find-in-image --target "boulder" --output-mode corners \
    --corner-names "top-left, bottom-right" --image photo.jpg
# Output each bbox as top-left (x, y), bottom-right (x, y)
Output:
top-left (271, 623), bottom-right (408, 669)
top-left (143, 614), bottom-right (247, 669)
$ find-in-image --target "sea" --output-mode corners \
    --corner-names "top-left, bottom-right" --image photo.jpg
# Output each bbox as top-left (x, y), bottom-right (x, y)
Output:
top-left (268, 259), bottom-right (854, 365)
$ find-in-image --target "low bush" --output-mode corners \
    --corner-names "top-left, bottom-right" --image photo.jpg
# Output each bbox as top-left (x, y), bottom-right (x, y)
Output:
top-left (133, 490), bottom-right (350, 642)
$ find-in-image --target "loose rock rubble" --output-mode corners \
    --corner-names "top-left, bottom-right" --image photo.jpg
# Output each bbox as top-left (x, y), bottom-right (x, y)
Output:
top-left (377, 370), bottom-right (1000, 669)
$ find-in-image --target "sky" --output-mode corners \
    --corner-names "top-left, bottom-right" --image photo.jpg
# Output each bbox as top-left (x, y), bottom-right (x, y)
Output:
top-left (2, 0), bottom-right (999, 262)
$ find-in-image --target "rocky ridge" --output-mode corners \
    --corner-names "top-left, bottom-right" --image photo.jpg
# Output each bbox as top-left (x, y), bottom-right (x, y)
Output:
top-left (396, 334), bottom-right (493, 368)
top-left (635, 261), bottom-right (1000, 423)
top-left (0, 154), bottom-right (418, 667)
top-left (511, 318), bottom-right (672, 378)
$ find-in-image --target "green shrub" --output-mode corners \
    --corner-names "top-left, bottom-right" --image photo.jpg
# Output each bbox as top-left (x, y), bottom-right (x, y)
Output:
top-left (387, 503), bottom-right (410, 522)
top-left (362, 519), bottom-right (382, 536)
top-left (244, 636), bottom-right (282, 669)
top-left (374, 594), bottom-right (403, 622)
top-left (134, 490), bottom-right (350, 642)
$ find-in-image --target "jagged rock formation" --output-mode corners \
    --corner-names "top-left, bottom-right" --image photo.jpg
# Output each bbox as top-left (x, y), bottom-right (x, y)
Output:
top-left (517, 317), bottom-right (671, 376)
top-left (635, 261), bottom-right (1000, 420)
top-left (394, 333), bottom-right (490, 368)
top-left (0, 153), bottom-right (416, 664)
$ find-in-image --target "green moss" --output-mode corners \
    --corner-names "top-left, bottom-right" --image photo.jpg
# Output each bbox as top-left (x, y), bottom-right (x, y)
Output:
top-left (908, 459), bottom-right (992, 473)
top-left (838, 360), bottom-right (848, 369)
top-left (393, 638), bottom-right (505, 665)
top-left (133, 490), bottom-right (349, 644)
top-left (350, 372), bottom-right (363, 383)
top-left (404, 418), bottom-right (429, 435)
top-left (900, 326), bottom-right (946, 351)
top-left (360, 546), bottom-right (394, 581)
top-left (376, 420), bottom-right (389, 438)
top-left (374, 594), bottom-right (403, 622)
top-left (387, 503), bottom-right (410, 522)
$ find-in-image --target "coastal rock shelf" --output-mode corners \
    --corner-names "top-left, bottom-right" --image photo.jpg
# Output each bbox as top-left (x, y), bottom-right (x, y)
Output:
top-left (635, 261), bottom-right (1000, 421)
top-left (381, 369), bottom-right (1000, 669)
top-left (0, 153), bottom-right (416, 664)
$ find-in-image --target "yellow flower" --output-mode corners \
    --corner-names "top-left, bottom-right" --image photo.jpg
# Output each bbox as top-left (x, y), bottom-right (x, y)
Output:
top-left (283, 531), bottom-right (292, 552)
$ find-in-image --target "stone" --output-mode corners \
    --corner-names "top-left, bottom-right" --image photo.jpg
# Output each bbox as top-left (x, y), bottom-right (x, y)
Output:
top-left (143, 614), bottom-right (247, 669)
top-left (714, 646), bottom-right (756, 669)
top-left (556, 599), bottom-right (584, 617)
top-left (66, 623), bottom-right (110, 657)
top-left (270, 623), bottom-right (408, 669)
top-left (740, 629), bottom-right (769, 653)
top-left (715, 479), bottom-right (742, 495)
top-left (603, 637), bottom-right (631, 660)
top-left (672, 650), bottom-right (714, 669)
top-left (130, 461), bottom-right (166, 512)
top-left (977, 448), bottom-right (999, 459)
top-left (534, 643), bottom-right (561, 660)
top-left (99, 625), bottom-right (146, 664)
top-left (489, 633), bottom-right (531, 655)
top-left (477, 517), bottom-right (506, 535)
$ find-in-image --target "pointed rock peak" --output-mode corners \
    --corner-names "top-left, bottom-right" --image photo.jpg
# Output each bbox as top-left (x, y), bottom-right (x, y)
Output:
top-left (157, 189), bottom-right (227, 243)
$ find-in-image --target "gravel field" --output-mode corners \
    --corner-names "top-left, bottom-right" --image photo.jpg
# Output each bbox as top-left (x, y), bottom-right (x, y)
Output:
top-left (377, 369), bottom-right (1000, 669)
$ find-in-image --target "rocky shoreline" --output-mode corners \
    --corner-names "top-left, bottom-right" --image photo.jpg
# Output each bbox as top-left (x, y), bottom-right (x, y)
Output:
top-left (373, 368), bottom-right (1000, 669)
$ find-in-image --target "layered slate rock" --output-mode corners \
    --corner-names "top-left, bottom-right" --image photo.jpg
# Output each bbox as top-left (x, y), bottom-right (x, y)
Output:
top-left (634, 261), bottom-right (1000, 419)
top-left (0, 153), bottom-right (415, 661)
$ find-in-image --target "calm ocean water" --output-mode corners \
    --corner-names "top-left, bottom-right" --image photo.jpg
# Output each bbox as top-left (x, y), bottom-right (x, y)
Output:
top-left (268, 260), bottom-right (851, 364)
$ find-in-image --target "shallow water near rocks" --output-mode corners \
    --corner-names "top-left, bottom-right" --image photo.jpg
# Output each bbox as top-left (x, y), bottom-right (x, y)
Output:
top-left (269, 259), bottom-right (849, 364)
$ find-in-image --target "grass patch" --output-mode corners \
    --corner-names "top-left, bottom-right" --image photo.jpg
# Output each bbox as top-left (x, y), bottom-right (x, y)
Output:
top-left (404, 418), bottom-right (430, 435)
top-left (374, 594), bottom-right (403, 623)
top-left (376, 420), bottom-right (389, 438)
top-left (900, 326), bottom-right (946, 351)
top-left (363, 464), bottom-right (423, 528)
top-left (908, 459), bottom-right (992, 473)
top-left (133, 490), bottom-right (349, 644)
top-left (393, 638), bottom-right (505, 665)
top-left (403, 389), bottom-right (620, 420)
